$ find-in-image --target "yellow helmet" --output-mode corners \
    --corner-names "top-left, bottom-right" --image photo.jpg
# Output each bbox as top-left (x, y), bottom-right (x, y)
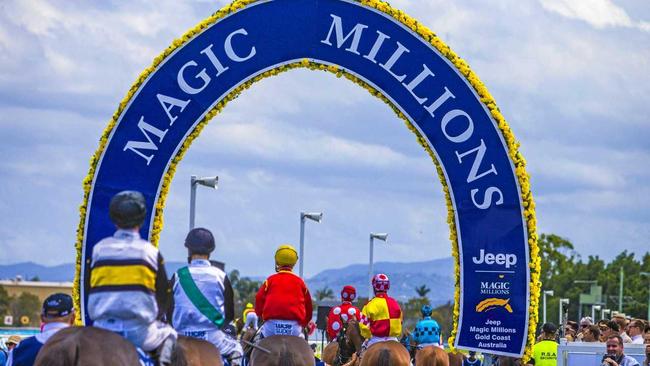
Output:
top-left (275, 244), bottom-right (298, 266)
top-left (246, 303), bottom-right (254, 309)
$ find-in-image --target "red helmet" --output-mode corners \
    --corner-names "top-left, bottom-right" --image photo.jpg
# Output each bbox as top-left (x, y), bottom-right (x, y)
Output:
top-left (341, 285), bottom-right (356, 301)
top-left (372, 273), bottom-right (390, 293)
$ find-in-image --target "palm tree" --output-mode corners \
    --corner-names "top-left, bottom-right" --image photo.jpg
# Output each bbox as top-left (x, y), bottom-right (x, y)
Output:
top-left (315, 286), bottom-right (334, 301)
top-left (415, 284), bottom-right (431, 298)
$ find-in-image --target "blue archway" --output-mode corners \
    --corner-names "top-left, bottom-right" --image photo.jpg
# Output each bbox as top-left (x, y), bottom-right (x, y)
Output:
top-left (74, 0), bottom-right (539, 358)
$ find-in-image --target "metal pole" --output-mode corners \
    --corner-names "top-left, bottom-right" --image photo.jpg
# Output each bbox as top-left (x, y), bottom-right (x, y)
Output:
top-left (190, 175), bottom-right (197, 230)
top-left (299, 214), bottom-right (305, 278)
top-left (619, 267), bottom-right (623, 313)
top-left (558, 301), bottom-right (562, 335)
top-left (543, 292), bottom-right (547, 324)
top-left (369, 235), bottom-right (374, 299)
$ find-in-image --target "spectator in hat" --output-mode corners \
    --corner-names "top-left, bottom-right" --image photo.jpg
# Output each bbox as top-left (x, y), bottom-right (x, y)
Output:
top-left (526, 323), bottom-right (558, 366)
top-left (4, 336), bottom-right (20, 352)
top-left (7, 293), bottom-right (74, 366)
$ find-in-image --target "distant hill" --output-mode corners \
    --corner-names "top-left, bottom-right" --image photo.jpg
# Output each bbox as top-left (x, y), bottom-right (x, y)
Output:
top-left (0, 257), bottom-right (456, 305)
top-left (306, 257), bottom-right (455, 306)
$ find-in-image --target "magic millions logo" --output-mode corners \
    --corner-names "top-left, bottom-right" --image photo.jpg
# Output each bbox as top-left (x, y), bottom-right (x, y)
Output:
top-left (475, 298), bottom-right (513, 313)
top-left (480, 281), bottom-right (511, 295)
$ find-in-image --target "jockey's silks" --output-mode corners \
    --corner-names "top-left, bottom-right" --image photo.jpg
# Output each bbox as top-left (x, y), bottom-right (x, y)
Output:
top-left (88, 230), bottom-right (162, 326)
top-left (326, 302), bottom-right (361, 340)
top-left (359, 292), bottom-right (402, 339)
top-left (255, 270), bottom-right (313, 327)
top-left (413, 316), bottom-right (441, 345)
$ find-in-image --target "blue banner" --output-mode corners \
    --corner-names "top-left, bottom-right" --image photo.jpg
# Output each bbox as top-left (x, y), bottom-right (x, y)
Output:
top-left (79, 0), bottom-right (531, 356)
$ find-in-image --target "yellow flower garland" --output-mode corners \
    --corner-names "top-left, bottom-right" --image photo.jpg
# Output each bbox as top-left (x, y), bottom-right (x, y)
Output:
top-left (73, 0), bottom-right (539, 360)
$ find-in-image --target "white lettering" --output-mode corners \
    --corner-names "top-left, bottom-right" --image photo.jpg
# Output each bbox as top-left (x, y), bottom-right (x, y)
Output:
top-left (472, 249), bottom-right (517, 268)
top-left (156, 94), bottom-right (190, 125)
top-left (455, 139), bottom-right (498, 183)
top-left (379, 41), bottom-right (410, 82)
top-left (441, 109), bottom-right (473, 143)
top-left (321, 14), bottom-right (368, 55)
top-left (224, 28), bottom-right (256, 62)
top-left (471, 187), bottom-right (504, 210)
top-left (177, 60), bottom-right (211, 95)
top-left (200, 44), bottom-right (229, 76)
top-left (363, 30), bottom-right (390, 63)
top-left (123, 117), bottom-right (169, 165)
top-left (425, 87), bottom-right (455, 117)
top-left (402, 64), bottom-right (435, 104)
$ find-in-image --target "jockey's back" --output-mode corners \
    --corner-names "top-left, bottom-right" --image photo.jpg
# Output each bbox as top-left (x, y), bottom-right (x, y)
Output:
top-left (413, 316), bottom-right (441, 345)
top-left (88, 230), bottom-right (162, 327)
top-left (172, 259), bottom-right (230, 332)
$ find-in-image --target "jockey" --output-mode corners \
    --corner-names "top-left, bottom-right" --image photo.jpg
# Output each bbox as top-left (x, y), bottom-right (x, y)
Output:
top-left (255, 244), bottom-right (313, 338)
top-left (326, 285), bottom-right (361, 341)
top-left (242, 303), bottom-right (259, 331)
top-left (170, 227), bottom-right (243, 366)
top-left (87, 191), bottom-right (177, 366)
top-left (7, 293), bottom-right (74, 366)
top-left (359, 274), bottom-right (403, 349)
top-left (413, 304), bottom-right (442, 349)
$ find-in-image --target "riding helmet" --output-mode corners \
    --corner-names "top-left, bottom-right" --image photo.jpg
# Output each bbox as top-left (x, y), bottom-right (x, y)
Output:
top-left (421, 304), bottom-right (433, 317)
top-left (372, 273), bottom-right (390, 293)
top-left (275, 244), bottom-right (298, 267)
top-left (185, 227), bottom-right (215, 255)
top-left (109, 191), bottom-right (146, 229)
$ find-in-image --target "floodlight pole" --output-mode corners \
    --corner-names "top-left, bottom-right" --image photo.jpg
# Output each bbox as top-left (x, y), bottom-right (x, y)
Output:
top-left (368, 233), bottom-right (388, 299)
top-left (299, 212), bottom-right (322, 278)
top-left (190, 175), bottom-right (218, 230)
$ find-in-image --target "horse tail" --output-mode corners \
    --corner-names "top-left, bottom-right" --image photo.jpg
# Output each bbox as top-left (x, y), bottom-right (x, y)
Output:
top-left (279, 348), bottom-right (296, 366)
top-left (377, 348), bottom-right (391, 366)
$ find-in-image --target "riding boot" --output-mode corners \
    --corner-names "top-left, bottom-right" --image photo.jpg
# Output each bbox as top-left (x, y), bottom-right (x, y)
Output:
top-left (157, 336), bottom-right (176, 366)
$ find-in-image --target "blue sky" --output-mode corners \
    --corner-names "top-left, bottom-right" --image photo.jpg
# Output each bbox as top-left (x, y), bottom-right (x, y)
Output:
top-left (0, 0), bottom-right (648, 277)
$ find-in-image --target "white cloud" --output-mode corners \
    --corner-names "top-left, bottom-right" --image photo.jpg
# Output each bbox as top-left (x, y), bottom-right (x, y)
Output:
top-left (539, 0), bottom-right (650, 31)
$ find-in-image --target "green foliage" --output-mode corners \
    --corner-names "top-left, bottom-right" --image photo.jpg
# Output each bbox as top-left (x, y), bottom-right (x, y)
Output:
top-left (314, 286), bottom-right (334, 301)
top-left (415, 284), bottom-right (431, 298)
top-left (229, 269), bottom-right (262, 319)
top-left (0, 285), bottom-right (10, 324)
top-left (10, 292), bottom-right (41, 327)
top-left (537, 234), bottom-right (650, 326)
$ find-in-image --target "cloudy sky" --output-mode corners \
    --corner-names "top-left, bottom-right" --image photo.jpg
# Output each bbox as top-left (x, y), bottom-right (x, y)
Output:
top-left (0, 0), bottom-right (648, 278)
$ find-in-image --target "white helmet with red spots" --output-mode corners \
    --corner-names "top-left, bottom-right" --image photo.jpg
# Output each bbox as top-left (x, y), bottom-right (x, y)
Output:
top-left (372, 273), bottom-right (390, 293)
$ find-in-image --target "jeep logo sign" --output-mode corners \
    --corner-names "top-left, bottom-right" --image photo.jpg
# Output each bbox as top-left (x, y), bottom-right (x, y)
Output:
top-left (473, 249), bottom-right (517, 268)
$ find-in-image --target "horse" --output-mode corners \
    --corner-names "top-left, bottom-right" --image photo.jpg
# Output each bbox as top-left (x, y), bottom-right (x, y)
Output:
top-left (249, 335), bottom-right (314, 366)
top-left (342, 318), bottom-right (410, 366)
top-left (414, 346), bottom-right (450, 366)
top-left (34, 326), bottom-right (222, 366)
top-left (322, 319), bottom-right (362, 366)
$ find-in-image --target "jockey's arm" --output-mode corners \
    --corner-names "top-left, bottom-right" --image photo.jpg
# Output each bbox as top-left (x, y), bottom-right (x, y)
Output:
top-left (303, 285), bottom-right (313, 327)
top-left (359, 305), bottom-right (372, 339)
top-left (155, 253), bottom-right (172, 320)
top-left (255, 280), bottom-right (268, 322)
top-left (223, 274), bottom-right (235, 325)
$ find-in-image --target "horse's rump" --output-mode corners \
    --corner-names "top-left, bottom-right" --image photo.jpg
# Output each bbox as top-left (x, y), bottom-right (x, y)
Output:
top-left (250, 335), bottom-right (313, 366)
top-left (414, 345), bottom-right (449, 366)
top-left (34, 326), bottom-right (141, 366)
top-left (359, 341), bottom-right (410, 366)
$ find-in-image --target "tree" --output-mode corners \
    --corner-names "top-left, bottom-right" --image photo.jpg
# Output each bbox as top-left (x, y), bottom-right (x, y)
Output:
top-left (315, 286), bottom-right (334, 301)
top-left (10, 292), bottom-right (40, 327)
top-left (228, 269), bottom-right (262, 318)
top-left (0, 285), bottom-right (10, 324)
top-left (415, 285), bottom-right (430, 298)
